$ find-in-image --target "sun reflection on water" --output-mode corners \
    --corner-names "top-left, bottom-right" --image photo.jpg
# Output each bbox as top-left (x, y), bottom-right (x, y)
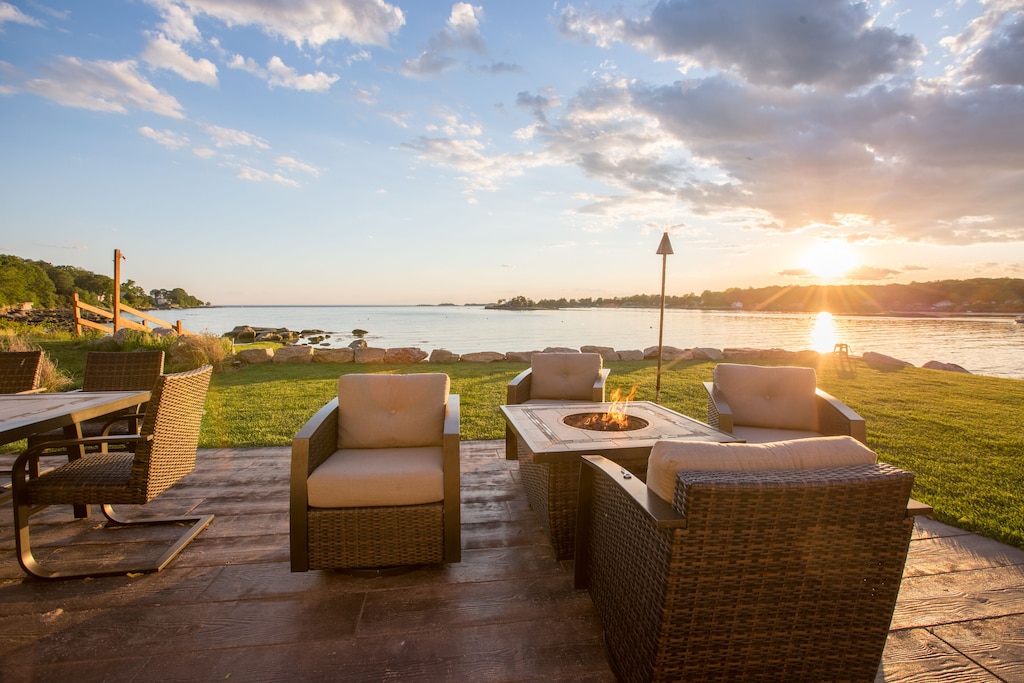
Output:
top-left (811, 311), bottom-right (837, 353)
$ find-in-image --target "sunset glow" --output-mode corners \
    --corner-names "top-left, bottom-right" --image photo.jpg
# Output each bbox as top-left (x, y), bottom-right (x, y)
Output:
top-left (804, 241), bottom-right (860, 281)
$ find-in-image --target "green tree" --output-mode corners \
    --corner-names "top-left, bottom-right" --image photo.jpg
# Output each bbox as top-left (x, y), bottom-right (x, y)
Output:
top-left (0, 254), bottom-right (57, 307)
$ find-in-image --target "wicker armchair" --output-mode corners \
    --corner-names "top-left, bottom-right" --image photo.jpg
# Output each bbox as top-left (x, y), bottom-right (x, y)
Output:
top-left (504, 352), bottom-right (609, 459)
top-left (290, 373), bottom-right (460, 572)
top-left (703, 362), bottom-right (865, 443)
top-left (28, 351), bottom-right (164, 447)
top-left (575, 437), bottom-right (920, 683)
top-left (0, 350), bottom-right (45, 394)
top-left (10, 365), bottom-right (214, 580)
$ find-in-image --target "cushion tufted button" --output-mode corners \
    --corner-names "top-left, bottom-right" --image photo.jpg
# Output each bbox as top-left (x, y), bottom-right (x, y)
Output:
top-left (390, 409), bottom-right (398, 415)
top-left (763, 394), bottom-right (772, 400)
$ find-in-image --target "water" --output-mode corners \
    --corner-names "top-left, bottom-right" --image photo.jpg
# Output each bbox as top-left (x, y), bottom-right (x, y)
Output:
top-left (163, 305), bottom-right (1024, 380)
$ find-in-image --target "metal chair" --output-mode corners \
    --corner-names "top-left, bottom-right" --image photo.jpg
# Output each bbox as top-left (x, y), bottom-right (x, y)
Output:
top-left (0, 350), bottom-right (45, 394)
top-left (10, 365), bottom-right (214, 580)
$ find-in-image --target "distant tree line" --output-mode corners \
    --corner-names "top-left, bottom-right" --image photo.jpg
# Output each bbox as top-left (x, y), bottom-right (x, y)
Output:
top-left (0, 254), bottom-right (209, 310)
top-left (522, 278), bottom-right (1024, 314)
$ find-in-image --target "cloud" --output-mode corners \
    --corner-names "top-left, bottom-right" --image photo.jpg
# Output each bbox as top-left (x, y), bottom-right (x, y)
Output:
top-left (228, 54), bottom-right (339, 91)
top-left (139, 126), bottom-right (191, 149)
top-left (156, 3), bottom-right (202, 43)
top-left (162, 0), bottom-right (405, 48)
top-left (560, 0), bottom-right (923, 90)
top-left (237, 166), bottom-right (300, 186)
top-left (142, 35), bottom-right (218, 85)
top-left (274, 155), bottom-right (321, 177)
top-left (0, 2), bottom-right (43, 29)
top-left (400, 3), bottom-right (486, 78)
top-left (945, 2), bottom-right (1024, 86)
top-left (21, 57), bottom-right (184, 118)
top-left (846, 265), bottom-right (901, 281)
top-left (200, 123), bottom-right (269, 149)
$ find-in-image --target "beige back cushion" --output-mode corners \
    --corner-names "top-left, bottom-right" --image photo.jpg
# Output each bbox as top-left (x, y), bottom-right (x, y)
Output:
top-left (647, 435), bottom-right (877, 503)
top-left (337, 373), bottom-right (449, 449)
top-left (714, 363), bottom-right (819, 431)
top-left (530, 353), bottom-right (602, 400)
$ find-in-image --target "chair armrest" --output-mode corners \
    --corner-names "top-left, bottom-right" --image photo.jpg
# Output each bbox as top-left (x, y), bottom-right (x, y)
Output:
top-left (443, 394), bottom-right (462, 563)
top-left (592, 368), bottom-right (610, 402)
top-left (507, 368), bottom-right (532, 404)
top-left (815, 388), bottom-right (866, 443)
top-left (292, 398), bottom-right (339, 478)
top-left (702, 381), bottom-right (734, 433)
top-left (574, 454), bottom-right (687, 589)
top-left (16, 387), bottom-right (48, 395)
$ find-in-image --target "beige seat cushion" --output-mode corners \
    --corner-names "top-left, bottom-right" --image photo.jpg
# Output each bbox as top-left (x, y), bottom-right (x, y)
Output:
top-left (647, 435), bottom-right (877, 503)
top-left (732, 425), bottom-right (825, 443)
top-left (337, 373), bottom-right (449, 449)
top-left (530, 353), bottom-right (602, 400)
top-left (307, 447), bottom-right (444, 508)
top-left (714, 363), bottom-right (819, 432)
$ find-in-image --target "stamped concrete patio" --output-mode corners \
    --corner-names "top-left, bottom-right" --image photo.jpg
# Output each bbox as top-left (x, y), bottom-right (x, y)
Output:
top-left (1, 441), bottom-right (1022, 682)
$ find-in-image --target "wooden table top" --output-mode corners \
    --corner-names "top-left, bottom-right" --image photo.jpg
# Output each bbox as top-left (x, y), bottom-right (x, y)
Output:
top-left (0, 390), bottom-right (151, 444)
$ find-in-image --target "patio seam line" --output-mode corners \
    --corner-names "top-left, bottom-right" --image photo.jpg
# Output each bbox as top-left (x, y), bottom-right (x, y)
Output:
top-left (926, 625), bottom-right (1010, 683)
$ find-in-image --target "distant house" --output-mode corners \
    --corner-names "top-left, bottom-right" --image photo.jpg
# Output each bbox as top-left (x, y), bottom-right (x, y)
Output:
top-left (932, 300), bottom-right (955, 310)
top-left (731, 301), bottom-right (744, 309)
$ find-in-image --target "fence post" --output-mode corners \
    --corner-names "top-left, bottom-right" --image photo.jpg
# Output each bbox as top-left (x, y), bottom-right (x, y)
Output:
top-left (73, 292), bottom-right (83, 336)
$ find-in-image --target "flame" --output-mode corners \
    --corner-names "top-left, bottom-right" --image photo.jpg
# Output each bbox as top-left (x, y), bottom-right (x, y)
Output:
top-left (579, 385), bottom-right (637, 429)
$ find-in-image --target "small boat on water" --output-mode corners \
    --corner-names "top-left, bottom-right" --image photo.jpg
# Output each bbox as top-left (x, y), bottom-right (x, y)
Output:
top-left (1016, 316), bottom-right (1024, 324)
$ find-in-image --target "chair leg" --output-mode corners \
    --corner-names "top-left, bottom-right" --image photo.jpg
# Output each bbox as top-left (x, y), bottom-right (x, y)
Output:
top-left (13, 501), bottom-right (214, 580)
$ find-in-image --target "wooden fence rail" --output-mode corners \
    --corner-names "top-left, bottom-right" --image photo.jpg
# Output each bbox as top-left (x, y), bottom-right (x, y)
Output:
top-left (72, 293), bottom-right (190, 336)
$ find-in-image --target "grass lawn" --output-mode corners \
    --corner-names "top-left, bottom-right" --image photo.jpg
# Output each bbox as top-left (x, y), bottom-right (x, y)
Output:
top-left (7, 341), bottom-right (1024, 550)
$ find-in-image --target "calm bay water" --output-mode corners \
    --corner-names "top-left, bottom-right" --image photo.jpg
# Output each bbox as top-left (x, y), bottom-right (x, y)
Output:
top-left (168, 305), bottom-right (1024, 380)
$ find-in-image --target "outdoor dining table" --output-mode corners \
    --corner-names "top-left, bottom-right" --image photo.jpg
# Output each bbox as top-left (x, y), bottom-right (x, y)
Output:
top-left (0, 390), bottom-right (152, 513)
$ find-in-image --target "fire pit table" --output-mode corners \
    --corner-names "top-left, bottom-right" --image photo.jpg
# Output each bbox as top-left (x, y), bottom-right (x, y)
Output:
top-left (500, 400), bottom-right (739, 559)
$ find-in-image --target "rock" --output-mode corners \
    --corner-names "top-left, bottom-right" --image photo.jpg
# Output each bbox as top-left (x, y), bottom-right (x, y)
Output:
top-left (313, 348), bottom-right (355, 363)
top-left (723, 348), bottom-right (763, 360)
top-left (794, 350), bottom-right (822, 365)
top-left (691, 347), bottom-right (723, 361)
top-left (352, 329), bottom-right (368, 337)
top-left (300, 329), bottom-right (325, 336)
top-left (581, 345), bottom-right (618, 362)
top-left (354, 347), bottom-right (386, 364)
top-left (505, 351), bottom-right (537, 363)
top-left (461, 351), bottom-right (506, 363)
top-left (385, 347), bottom-right (428, 364)
top-left (272, 346), bottom-right (313, 364)
top-left (430, 349), bottom-right (461, 363)
top-left (348, 339), bottom-right (367, 349)
top-left (237, 348), bottom-right (274, 364)
top-left (226, 325), bottom-right (256, 342)
top-left (152, 327), bottom-right (178, 338)
top-left (762, 348), bottom-right (797, 361)
top-left (542, 347), bottom-right (578, 354)
top-left (617, 349), bottom-right (645, 361)
top-left (863, 351), bottom-right (914, 370)
top-left (923, 360), bottom-right (971, 373)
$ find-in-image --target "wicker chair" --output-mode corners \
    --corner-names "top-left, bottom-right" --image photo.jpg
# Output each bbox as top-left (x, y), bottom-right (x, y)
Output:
top-left (290, 373), bottom-right (460, 572)
top-left (574, 437), bottom-right (920, 683)
top-left (28, 350), bottom-right (165, 447)
top-left (0, 350), bottom-right (45, 394)
top-left (10, 365), bottom-right (214, 580)
top-left (703, 362), bottom-right (865, 443)
top-left (505, 352), bottom-right (610, 460)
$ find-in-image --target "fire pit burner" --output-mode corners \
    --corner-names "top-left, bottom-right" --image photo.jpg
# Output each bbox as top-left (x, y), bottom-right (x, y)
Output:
top-left (562, 412), bottom-right (650, 432)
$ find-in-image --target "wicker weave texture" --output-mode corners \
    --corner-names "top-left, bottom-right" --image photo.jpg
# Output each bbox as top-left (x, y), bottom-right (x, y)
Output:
top-left (308, 503), bottom-right (445, 569)
top-left (82, 351), bottom-right (165, 391)
top-left (583, 462), bottom-right (915, 683)
top-left (23, 365), bottom-right (212, 507)
top-left (0, 351), bottom-right (43, 394)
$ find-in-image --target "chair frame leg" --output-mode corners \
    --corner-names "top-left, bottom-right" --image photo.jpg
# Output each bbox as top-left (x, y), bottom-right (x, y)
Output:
top-left (14, 501), bottom-right (214, 580)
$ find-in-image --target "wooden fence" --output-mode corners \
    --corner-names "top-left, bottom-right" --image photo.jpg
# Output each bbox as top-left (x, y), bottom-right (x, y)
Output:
top-left (72, 293), bottom-right (191, 336)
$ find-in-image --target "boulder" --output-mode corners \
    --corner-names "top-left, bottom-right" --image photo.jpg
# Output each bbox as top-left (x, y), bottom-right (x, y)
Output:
top-left (226, 325), bottom-right (256, 342)
top-left (504, 351), bottom-right (536, 363)
top-left (762, 348), bottom-right (798, 361)
top-left (923, 360), bottom-right (971, 374)
top-left (313, 348), bottom-right (355, 363)
top-left (542, 347), bottom-right (578, 354)
top-left (429, 349), bottom-right (461, 363)
top-left (581, 345), bottom-right (618, 362)
top-left (237, 348), bottom-right (274, 364)
top-left (723, 348), bottom-right (763, 361)
top-left (272, 346), bottom-right (313, 364)
top-left (863, 351), bottom-right (914, 370)
top-left (354, 347), bottom-right (387, 364)
top-left (152, 327), bottom-right (178, 338)
top-left (348, 339), bottom-right (367, 349)
top-left (461, 351), bottom-right (506, 363)
top-left (691, 347), bottom-right (723, 361)
top-left (385, 347), bottom-right (428, 364)
top-left (617, 349), bottom-right (645, 361)
top-left (794, 349), bottom-right (822, 366)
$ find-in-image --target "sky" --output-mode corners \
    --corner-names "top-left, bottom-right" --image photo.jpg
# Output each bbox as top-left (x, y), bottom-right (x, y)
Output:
top-left (1, 0), bottom-right (1023, 305)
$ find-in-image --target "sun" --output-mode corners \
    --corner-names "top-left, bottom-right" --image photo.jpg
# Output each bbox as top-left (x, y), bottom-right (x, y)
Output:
top-left (803, 240), bottom-right (859, 280)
